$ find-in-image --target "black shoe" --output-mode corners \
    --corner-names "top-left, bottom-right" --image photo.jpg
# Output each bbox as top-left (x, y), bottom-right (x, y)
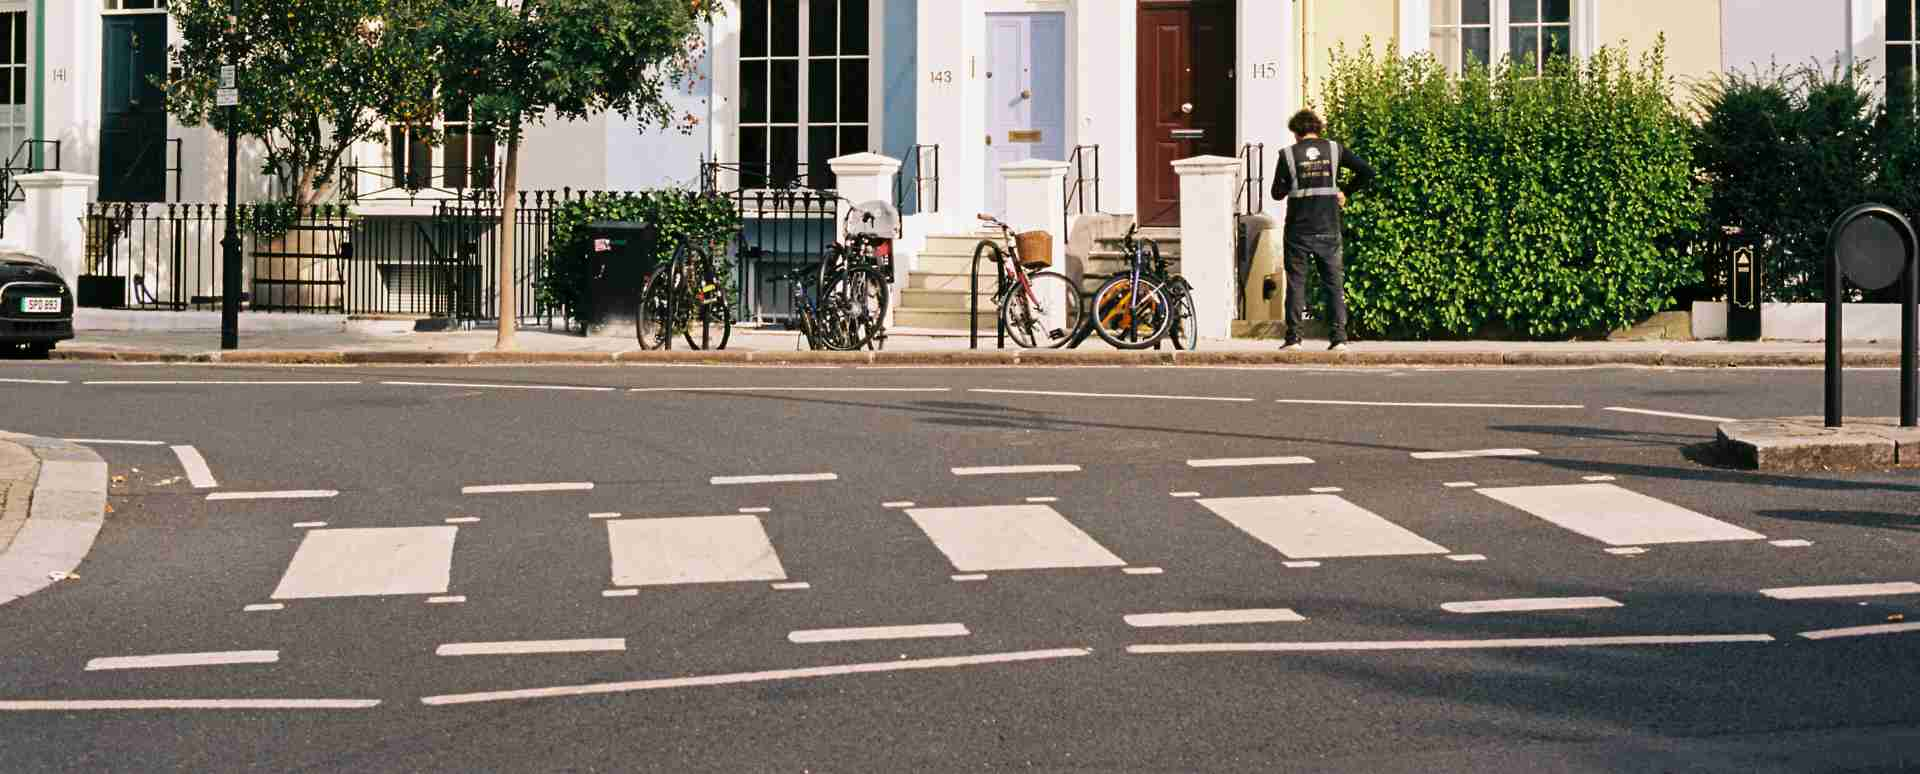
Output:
top-left (1328, 342), bottom-right (1350, 352)
top-left (1278, 340), bottom-right (1303, 351)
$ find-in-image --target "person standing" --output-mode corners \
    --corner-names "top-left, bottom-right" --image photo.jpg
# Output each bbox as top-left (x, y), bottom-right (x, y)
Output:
top-left (1271, 109), bottom-right (1375, 351)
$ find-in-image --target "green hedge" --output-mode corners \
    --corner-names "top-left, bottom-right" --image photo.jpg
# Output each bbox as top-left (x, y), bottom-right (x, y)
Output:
top-left (1321, 41), bottom-right (1705, 338)
top-left (537, 190), bottom-right (741, 326)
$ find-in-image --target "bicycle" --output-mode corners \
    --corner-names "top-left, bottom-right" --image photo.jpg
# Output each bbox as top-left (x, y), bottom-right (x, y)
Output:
top-left (774, 260), bottom-right (863, 351)
top-left (973, 214), bottom-right (1085, 349)
top-left (636, 238), bottom-right (732, 351)
top-left (813, 199), bottom-right (897, 351)
top-left (1088, 222), bottom-right (1180, 349)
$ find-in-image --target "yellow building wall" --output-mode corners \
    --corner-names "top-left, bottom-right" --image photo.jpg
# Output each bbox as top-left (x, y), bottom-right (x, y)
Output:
top-left (1304, 0), bottom-right (1400, 106)
top-left (1599, 0), bottom-right (1724, 86)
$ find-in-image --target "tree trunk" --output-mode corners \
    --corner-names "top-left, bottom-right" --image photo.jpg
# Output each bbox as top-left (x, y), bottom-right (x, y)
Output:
top-left (496, 123), bottom-right (521, 350)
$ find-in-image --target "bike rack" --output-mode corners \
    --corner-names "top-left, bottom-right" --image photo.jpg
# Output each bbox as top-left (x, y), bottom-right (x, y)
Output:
top-left (968, 241), bottom-right (1008, 350)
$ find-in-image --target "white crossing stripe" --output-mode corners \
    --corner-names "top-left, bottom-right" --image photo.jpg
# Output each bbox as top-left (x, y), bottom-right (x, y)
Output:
top-left (1124, 609), bottom-right (1305, 628)
top-left (0, 699), bottom-right (381, 711)
top-left (272, 527), bottom-right (456, 600)
top-left (462, 482), bottom-right (593, 494)
top-left (1128, 635), bottom-right (1775, 655)
top-left (972, 388), bottom-right (1253, 402)
top-left (788, 623), bottom-right (970, 643)
top-left (1280, 399), bottom-right (1583, 409)
top-left (607, 515), bottom-right (787, 586)
top-left (951, 464), bottom-right (1081, 476)
top-left (905, 505), bottom-right (1124, 572)
top-left (385, 381), bottom-right (615, 392)
top-left (1412, 448), bottom-right (1539, 460)
top-left (1185, 456), bottom-right (1315, 468)
top-left (1760, 582), bottom-right (1920, 600)
top-left (710, 473), bottom-right (837, 485)
top-left (86, 651), bottom-right (279, 671)
top-left (437, 639), bottom-right (626, 657)
top-left (208, 490), bottom-right (338, 501)
top-left (1478, 484), bottom-right (1764, 546)
top-left (1197, 495), bottom-right (1449, 559)
top-left (1441, 597), bottom-right (1623, 614)
top-left (1799, 622), bottom-right (1920, 640)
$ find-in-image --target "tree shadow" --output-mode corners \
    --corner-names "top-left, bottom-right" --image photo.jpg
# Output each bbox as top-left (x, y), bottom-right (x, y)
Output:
top-left (1755, 508), bottom-right (1920, 533)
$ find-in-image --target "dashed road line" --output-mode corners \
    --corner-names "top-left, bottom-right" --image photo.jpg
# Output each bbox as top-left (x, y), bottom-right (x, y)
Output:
top-left (1583, 475), bottom-right (1618, 482)
top-left (437, 639), bottom-right (626, 657)
top-left (86, 651), bottom-right (280, 671)
top-left (207, 490), bottom-right (338, 501)
top-left (1124, 609), bottom-right (1305, 628)
top-left (1446, 554), bottom-right (1488, 562)
top-left (971, 388), bottom-right (1253, 403)
top-left (385, 381), bottom-right (615, 392)
top-left (1024, 496), bottom-right (1059, 503)
top-left (62, 438), bottom-right (165, 445)
top-left (0, 378), bottom-right (69, 384)
top-left (738, 507), bottom-right (772, 513)
top-left (426, 596), bottom-right (466, 604)
top-left (291, 521), bottom-right (327, 528)
top-left (1770, 539), bottom-right (1813, 548)
top-left (882, 501), bottom-right (915, 508)
top-left (83, 380), bottom-right (362, 386)
top-left (1278, 399), bottom-right (1584, 409)
top-left (1443, 481), bottom-right (1478, 488)
top-left (710, 473), bottom-right (838, 485)
top-left (951, 574), bottom-right (988, 582)
top-left (168, 445), bottom-right (218, 489)
top-left (1412, 448), bottom-right (1539, 460)
top-left (445, 517), bottom-right (480, 524)
top-left (1169, 491), bottom-right (1200, 498)
top-left (951, 464), bottom-right (1081, 476)
top-left (1309, 487), bottom-right (1344, 493)
top-left (0, 699), bottom-right (381, 711)
top-left (1799, 622), bottom-right (1920, 640)
top-left (788, 623), bottom-right (970, 644)
top-left (772, 582), bottom-right (811, 590)
top-left (588, 512), bottom-right (622, 519)
top-left (462, 482), bottom-right (594, 495)
top-left (1606, 547), bottom-right (1647, 555)
top-left (602, 589), bottom-right (639, 598)
top-left (1122, 566), bottom-right (1164, 575)
top-left (1761, 582), bottom-right (1920, 600)
top-left (1130, 635), bottom-right (1774, 655)
top-left (1185, 456), bottom-right (1315, 468)
top-left (1604, 406), bottom-right (1737, 423)
top-left (1441, 597), bottom-right (1623, 614)
top-left (632, 386), bottom-right (950, 393)
top-left (1283, 561), bottom-right (1322, 568)
top-left (243, 603), bottom-right (284, 612)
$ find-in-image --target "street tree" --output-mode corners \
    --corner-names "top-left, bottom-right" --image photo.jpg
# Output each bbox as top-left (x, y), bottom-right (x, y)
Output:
top-left (163, 0), bottom-right (439, 206)
top-left (417, 0), bottom-right (715, 349)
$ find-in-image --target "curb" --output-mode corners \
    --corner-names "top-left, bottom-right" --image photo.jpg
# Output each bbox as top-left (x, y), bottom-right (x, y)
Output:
top-left (45, 346), bottom-right (1906, 368)
top-left (1716, 417), bottom-right (1920, 471)
top-left (0, 433), bottom-right (109, 608)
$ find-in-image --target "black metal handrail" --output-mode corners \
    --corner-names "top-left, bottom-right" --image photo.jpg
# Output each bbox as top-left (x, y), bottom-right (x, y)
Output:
top-left (895, 144), bottom-right (940, 215)
top-left (1065, 145), bottom-right (1101, 223)
top-left (344, 162), bottom-right (501, 205)
top-left (3, 139), bottom-right (62, 202)
top-left (1236, 142), bottom-right (1266, 215)
top-left (699, 160), bottom-right (834, 194)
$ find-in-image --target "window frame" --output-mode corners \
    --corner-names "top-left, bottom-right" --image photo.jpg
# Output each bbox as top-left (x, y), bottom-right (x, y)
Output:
top-left (1429, 0), bottom-right (1576, 77)
top-left (735, 0), bottom-right (876, 191)
top-left (1890, 0), bottom-right (1918, 113)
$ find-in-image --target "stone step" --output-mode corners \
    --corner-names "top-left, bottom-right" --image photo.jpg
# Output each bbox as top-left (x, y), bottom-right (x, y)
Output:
top-left (899, 287), bottom-right (999, 312)
top-left (895, 306), bottom-right (995, 330)
top-left (922, 233), bottom-right (1000, 256)
top-left (915, 253), bottom-right (1013, 275)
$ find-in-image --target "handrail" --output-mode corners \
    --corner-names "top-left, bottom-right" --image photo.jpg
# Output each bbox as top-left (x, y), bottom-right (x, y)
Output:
top-left (1064, 145), bottom-right (1101, 223)
top-left (969, 237), bottom-right (1008, 350)
top-left (895, 144), bottom-right (940, 215)
top-left (1236, 143), bottom-right (1266, 216)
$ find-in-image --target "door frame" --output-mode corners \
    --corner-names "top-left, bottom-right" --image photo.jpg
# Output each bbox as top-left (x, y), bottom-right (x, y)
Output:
top-left (97, 11), bottom-right (169, 202)
top-left (1135, 0), bottom-right (1237, 226)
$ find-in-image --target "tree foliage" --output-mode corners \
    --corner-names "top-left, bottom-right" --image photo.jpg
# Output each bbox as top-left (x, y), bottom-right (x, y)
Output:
top-left (163, 0), bottom-right (438, 205)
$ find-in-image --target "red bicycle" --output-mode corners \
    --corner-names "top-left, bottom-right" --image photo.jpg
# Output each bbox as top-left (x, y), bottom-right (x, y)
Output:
top-left (973, 214), bottom-right (1084, 349)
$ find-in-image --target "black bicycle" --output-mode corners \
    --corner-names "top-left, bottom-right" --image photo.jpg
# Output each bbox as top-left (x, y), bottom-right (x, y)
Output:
top-left (811, 200), bottom-right (897, 351)
top-left (1089, 223), bottom-right (1175, 349)
top-left (636, 239), bottom-right (732, 351)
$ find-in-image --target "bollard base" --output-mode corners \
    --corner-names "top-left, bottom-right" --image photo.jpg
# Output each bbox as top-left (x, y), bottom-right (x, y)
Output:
top-left (1716, 417), bottom-right (1920, 471)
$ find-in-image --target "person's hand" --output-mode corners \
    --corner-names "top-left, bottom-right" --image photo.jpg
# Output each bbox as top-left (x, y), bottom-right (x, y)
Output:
top-left (1337, 192), bottom-right (1348, 208)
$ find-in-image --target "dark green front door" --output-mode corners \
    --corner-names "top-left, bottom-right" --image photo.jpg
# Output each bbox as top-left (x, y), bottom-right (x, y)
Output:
top-left (99, 14), bottom-right (167, 202)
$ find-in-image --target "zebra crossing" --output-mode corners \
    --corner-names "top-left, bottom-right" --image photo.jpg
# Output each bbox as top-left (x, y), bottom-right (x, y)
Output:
top-left (250, 478), bottom-right (1781, 607)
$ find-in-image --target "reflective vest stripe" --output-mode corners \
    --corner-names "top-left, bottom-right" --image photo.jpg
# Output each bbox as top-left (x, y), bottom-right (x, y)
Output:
top-left (1284, 141), bottom-right (1341, 199)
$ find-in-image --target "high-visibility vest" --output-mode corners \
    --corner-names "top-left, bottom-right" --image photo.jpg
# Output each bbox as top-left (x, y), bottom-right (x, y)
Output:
top-left (1280, 140), bottom-right (1342, 199)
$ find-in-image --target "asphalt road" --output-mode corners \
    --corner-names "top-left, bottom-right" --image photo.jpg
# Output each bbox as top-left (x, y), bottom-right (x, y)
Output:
top-left (0, 362), bottom-right (1916, 772)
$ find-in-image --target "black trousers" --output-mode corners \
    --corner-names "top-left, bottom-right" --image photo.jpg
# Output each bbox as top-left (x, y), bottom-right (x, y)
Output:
top-left (1284, 233), bottom-right (1347, 343)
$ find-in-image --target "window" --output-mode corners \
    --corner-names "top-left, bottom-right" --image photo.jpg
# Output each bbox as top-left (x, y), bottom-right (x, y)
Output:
top-left (102, 0), bottom-right (164, 10)
top-left (0, 11), bottom-right (27, 162)
top-left (389, 104), bottom-right (496, 193)
top-left (738, 0), bottom-right (870, 189)
top-left (1892, 0), bottom-right (1917, 114)
top-left (1431, 0), bottom-right (1571, 76)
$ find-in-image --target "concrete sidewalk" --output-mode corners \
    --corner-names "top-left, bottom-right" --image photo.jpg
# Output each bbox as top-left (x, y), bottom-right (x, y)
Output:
top-left (30, 323), bottom-right (1909, 367)
top-left (0, 433), bottom-right (109, 607)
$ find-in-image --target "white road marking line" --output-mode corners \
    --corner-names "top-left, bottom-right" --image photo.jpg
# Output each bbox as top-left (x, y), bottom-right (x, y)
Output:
top-left (437, 639), bottom-right (626, 657)
top-left (951, 574), bottom-right (988, 582)
top-left (631, 386), bottom-right (950, 393)
top-left (1770, 539), bottom-right (1813, 548)
top-left (1024, 496), bottom-right (1059, 503)
top-left (86, 651), bottom-right (279, 671)
top-left (0, 378), bottom-right (68, 384)
top-left (1583, 475), bottom-right (1618, 482)
top-left (882, 501), bottom-right (915, 508)
top-left (1441, 597), bottom-right (1624, 614)
top-left (971, 388), bottom-right (1253, 403)
top-left (588, 512), bottom-right (622, 519)
top-left (1412, 448), bottom-right (1540, 460)
top-left (420, 648), bottom-right (1091, 706)
top-left (772, 582), bottom-right (811, 590)
top-left (242, 603), bottom-right (284, 612)
top-left (1122, 566), bottom-right (1164, 575)
top-left (385, 380), bottom-right (615, 392)
top-left (1760, 582), bottom-right (1920, 600)
top-left (1127, 635), bottom-right (1774, 655)
top-left (951, 464), bottom-right (1081, 476)
top-left (608, 515), bottom-right (787, 586)
top-left (1443, 481), bottom-right (1478, 488)
top-left (1283, 561), bottom-right (1322, 568)
top-left (1185, 456), bottom-right (1317, 468)
top-left (426, 596), bottom-right (465, 604)
top-left (602, 589), bottom-right (639, 597)
top-left (1169, 491), bottom-right (1200, 498)
top-left (1198, 495), bottom-right (1450, 559)
top-left (461, 482), bottom-right (594, 494)
top-left (738, 507), bottom-right (772, 513)
top-left (1605, 406), bottom-right (1737, 423)
top-left (444, 517), bottom-right (480, 524)
top-left (207, 490), bottom-right (338, 501)
top-left (62, 438), bottom-right (165, 445)
top-left (788, 623), bottom-right (970, 644)
top-left (291, 521), bottom-right (327, 528)
top-left (1279, 399), bottom-right (1584, 409)
top-left (710, 473), bottom-right (838, 485)
top-left (906, 504), bottom-right (1125, 572)
top-left (83, 380), bottom-right (361, 386)
top-left (1309, 487), bottom-right (1344, 493)
top-left (1447, 554), bottom-right (1488, 562)
top-left (0, 699), bottom-right (381, 711)
top-left (272, 527), bottom-right (456, 600)
top-left (1479, 484), bottom-right (1765, 545)
top-left (1124, 609), bottom-right (1306, 628)
top-left (1606, 547), bottom-right (1647, 555)
top-left (1798, 622), bottom-right (1920, 640)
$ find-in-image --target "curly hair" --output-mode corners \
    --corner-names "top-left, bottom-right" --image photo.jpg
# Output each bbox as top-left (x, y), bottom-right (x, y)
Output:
top-left (1287, 110), bottom-right (1325, 137)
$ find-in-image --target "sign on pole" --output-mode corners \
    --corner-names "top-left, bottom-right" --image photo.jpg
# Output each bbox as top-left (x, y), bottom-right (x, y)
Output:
top-left (217, 65), bottom-right (238, 107)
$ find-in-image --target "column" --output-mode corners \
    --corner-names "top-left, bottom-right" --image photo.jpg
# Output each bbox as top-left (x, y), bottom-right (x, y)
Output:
top-left (827, 152), bottom-right (903, 241)
top-left (917, 0), bottom-right (985, 230)
top-left (1000, 159), bottom-right (1070, 271)
top-left (1172, 155), bottom-right (1240, 340)
top-left (1238, 0), bottom-right (1294, 217)
top-left (14, 172), bottom-right (99, 282)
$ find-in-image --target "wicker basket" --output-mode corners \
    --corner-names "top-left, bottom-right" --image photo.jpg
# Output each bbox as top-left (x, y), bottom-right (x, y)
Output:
top-left (1015, 231), bottom-right (1052, 269)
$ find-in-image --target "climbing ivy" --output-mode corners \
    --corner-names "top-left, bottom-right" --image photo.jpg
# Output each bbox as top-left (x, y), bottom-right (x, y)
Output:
top-left (537, 190), bottom-right (740, 326)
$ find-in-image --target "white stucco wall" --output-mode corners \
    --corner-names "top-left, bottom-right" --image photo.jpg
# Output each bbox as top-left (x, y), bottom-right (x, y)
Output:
top-left (1723, 0), bottom-right (1850, 75)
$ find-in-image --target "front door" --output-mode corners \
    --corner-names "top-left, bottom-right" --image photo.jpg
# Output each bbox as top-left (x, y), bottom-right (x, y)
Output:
top-left (1136, 1), bottom-right (1235, 226)
top-left (99, 14), bottom-right (168, 202)
top-left (983, 13), bottom-right (1066, 217)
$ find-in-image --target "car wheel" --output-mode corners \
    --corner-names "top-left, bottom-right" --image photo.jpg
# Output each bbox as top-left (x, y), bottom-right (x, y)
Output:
top-left (25, 342), bottom-right (53, 359)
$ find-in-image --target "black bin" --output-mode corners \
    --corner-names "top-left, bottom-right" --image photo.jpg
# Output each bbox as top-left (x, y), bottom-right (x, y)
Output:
top-left (583, 220), bottom-right (657, 333)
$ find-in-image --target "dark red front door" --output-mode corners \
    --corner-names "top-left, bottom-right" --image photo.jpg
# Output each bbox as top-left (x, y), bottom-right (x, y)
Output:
top-left (1136, 1), bottom-right (1236, 226)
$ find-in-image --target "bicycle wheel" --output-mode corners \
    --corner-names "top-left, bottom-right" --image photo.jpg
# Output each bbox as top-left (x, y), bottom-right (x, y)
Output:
top-left (635, 264), bottom-right (677, 350)
top-left (1001, 270), bottom-right (1084, 349)
top-left (825, 267), bottom-right (889, 350)
top-left (1167, 281), bottom-right (1198, 351)
top-left (682, 251), bottom-right (732, 350)
top-left (1089, 275), bottom-right (1172, 349)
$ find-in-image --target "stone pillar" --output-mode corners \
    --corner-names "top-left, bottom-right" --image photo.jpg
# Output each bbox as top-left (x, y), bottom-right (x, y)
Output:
top-left (1000, 159), bottom-right (1070, 273)
top-left (1172, 155), bottom-right (1241, 340)
top-left (14, 172), bottom-right (100, 282)
top-left (827, 152), bottom-right (903, 243)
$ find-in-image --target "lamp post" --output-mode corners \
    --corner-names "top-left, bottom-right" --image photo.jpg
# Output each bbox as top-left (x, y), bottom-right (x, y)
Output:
top-left (219, 2), bottom-right (241, 350)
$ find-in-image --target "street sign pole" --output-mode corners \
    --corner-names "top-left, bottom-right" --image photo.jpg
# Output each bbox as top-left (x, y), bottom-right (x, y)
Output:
top-left (219, 8), bottom-right (241, 350)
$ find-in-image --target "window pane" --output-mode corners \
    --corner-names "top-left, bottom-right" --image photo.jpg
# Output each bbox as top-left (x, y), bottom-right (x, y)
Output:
top-left (741, 126), bottom-right (769, 181)
top-left (444, 127), bottom-right (469, 189)
top-left (741, 61), bottom-right (767, 124)
top-left (1463, 0), bottom-right (1490, 26)
top-left (840, 58), bottom-right (868, 123)
top-left (1890, 45), bottom-right (1915, 114)
top-left (770, 127), bottom-right (799, 186)
top-left (839, 126), bottom-right (867, 157)
top-left (0, 74), bottom-right (10, 107)
top-left (13, 70), bottom-right (23, 107)
top-left (10, 13), bottom-right (19, 66)
top-left (770, 60), bottom-right (799, 123)
top-left (841, 0), bottom-right (869, 56)
top-left (1511, 27), bottom-right (1540, 73)
top-left (1432, 0), bottom-right (1460, 25)
top-left (741, 0), bottom-right (767, 57)
top-left (471, 130), bottom-right (496, 189)
top-left (1432, 27), bottom-right (1461, 73)
top-left (0, 18), bottom-right (12, 66)
top-left (1545, 25), bottom-right (1571, 62)
top-left (1544, 0), bottom-right (1571, 23)
top-left (444, 100), bottom-right (469, 122)
top-left (809, 59), bottom-right (837, 123)
top-left (1463, 27), bottom-right (1491, 70)
top-left (1510, 0), bottom-right (1537, 23)
top-left (1896, 0), bottom-right (1916, 43)
top-left (770, 0), bottom-right (798, 57)
top-left (810, 0), bottom-right (838, 56)
top-left (808, 125), bottom-right (837, 187)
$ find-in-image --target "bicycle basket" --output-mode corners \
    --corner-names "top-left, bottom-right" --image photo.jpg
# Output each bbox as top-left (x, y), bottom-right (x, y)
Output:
top-left (1015, 231), bottom-right (1053, 269)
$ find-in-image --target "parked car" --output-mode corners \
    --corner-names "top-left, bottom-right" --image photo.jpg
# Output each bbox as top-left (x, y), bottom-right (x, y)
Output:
top-left (0, 248), bottom-right (75, 357)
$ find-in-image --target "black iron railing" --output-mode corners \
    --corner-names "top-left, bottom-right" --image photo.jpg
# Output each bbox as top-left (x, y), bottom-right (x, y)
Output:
top-left (896, 144), bottom-right (940, 216)
top-left (1, 139), bottom-right (62, 237)
top-left (344, 162), bottom-right (501, 205)
top-left (701, 160), bottom-right (838, 323)
top-left (1237, 143), bottom-right (1266, 216)
top-left (1065, 145), bottom-right (1101, 222)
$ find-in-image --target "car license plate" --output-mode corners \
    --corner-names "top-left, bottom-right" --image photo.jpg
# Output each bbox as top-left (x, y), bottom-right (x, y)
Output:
top-left (21, 297), bottom-right (61, 313)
